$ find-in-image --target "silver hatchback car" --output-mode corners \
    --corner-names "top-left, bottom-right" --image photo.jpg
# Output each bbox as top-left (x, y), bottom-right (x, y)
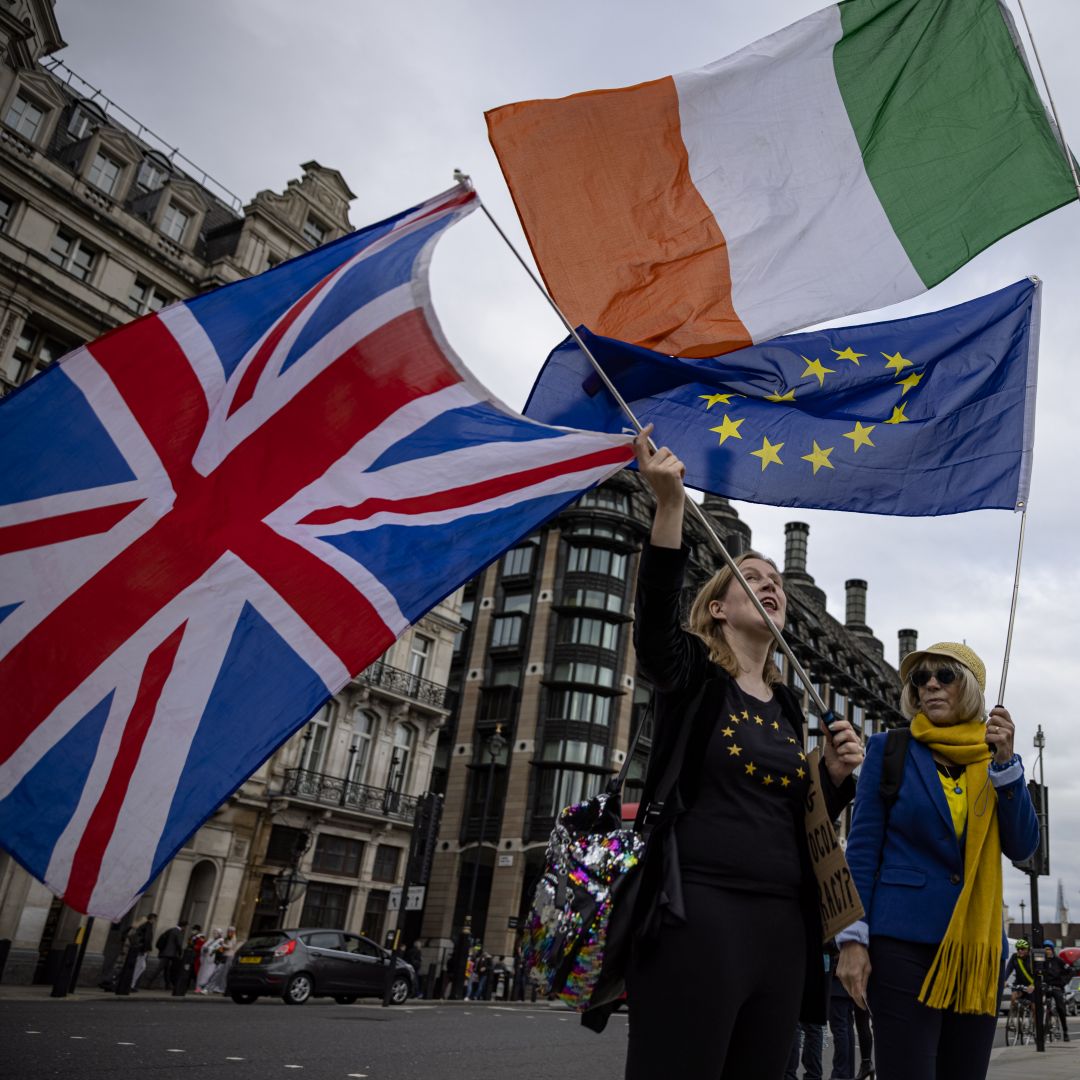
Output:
top-left (226, 928), bottom-right (415, 1005)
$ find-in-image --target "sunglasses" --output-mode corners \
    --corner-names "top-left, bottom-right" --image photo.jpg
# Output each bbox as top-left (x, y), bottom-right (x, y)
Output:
top-left (909, 666), bottom-right (958, 689)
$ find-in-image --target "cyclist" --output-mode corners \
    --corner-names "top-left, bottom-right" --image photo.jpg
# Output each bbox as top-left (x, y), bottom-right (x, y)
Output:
top-left (1043, 940), bottom-right (1072, 1041)
top-left (1005, 940), bottom-right (1035, 1006)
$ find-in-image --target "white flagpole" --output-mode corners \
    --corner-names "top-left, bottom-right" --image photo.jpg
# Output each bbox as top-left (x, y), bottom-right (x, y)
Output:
top-left (1014, 0), bottom-right (1080, 202)
top-left (996, 509), bottom-right (1029, 707)
top-left (461, 172), bottom-right (834, 722)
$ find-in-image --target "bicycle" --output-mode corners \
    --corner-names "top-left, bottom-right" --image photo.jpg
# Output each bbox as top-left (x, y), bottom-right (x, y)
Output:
top-left (1005, 992), bottom-right (1034, 1046)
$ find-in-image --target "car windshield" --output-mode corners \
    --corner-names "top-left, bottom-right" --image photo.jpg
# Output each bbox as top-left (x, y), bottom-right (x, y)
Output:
top-left (243, 933), bottom-right (288, 950)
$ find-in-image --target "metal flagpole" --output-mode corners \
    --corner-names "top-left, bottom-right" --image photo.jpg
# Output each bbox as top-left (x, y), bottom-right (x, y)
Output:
top-left (996, 510), bottom-right (1028, 707)
top-left (1015, 0), bottom-right (1080, 203)
top-left (460, 172), bottom-right (833, 723)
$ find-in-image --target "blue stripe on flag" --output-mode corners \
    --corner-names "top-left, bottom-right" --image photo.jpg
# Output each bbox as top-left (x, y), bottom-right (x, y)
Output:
top-left (319, 490), bottom-right (580, 624)
top-left (368, 402), bottom-right (563, 472)
top-left (0, 601), bottom-right (21, 625)
top-left (0, 693), bottom-right (113, 880)
top-left (149, 602), bottom-right (330, 875)
top-left (0, 367), bottom-right (135, 507)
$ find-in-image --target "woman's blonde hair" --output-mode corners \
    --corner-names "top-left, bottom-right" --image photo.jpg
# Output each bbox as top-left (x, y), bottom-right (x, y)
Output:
top-left (687, 550), bottom-right (783, 685)
top-left (899, 658), bottom-right (985, 722)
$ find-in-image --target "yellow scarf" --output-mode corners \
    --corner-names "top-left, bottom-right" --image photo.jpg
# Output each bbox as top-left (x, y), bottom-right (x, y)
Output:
top-left (909, 712), bottom-right (1001, 1015)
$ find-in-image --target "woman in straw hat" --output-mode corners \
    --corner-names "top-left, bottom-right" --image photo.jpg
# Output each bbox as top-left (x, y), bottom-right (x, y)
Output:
top-left (836, 642), bottom-right (1039, 1080)
top-left (626, 429), bottom-right (864, 1079)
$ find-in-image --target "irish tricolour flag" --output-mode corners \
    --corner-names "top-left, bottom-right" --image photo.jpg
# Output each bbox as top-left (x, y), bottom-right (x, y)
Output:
top-left (488, 0), bottom-right (1075, 358)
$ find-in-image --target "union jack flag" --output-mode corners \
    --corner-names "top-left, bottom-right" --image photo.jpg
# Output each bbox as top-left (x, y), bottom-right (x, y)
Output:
top-left (0, 185), bottom-right (633, 920)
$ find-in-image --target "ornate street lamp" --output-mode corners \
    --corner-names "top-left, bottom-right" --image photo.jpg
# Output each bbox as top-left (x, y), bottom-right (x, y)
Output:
top-left (273, 865), bottom-right (308, 926)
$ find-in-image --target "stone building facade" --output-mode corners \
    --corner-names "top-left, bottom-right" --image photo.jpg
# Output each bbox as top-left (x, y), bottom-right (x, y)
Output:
top-left (0, 2), bottom-right (460, 984)
top-left (422, 475), bottom-right (914, 966)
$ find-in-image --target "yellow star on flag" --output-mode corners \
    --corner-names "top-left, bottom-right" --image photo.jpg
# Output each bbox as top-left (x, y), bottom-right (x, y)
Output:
top-left (885, 403), bottom-right (910, 425)
top-left (787, 737), bottom-right (797, 745)
top-left (699, 392), bottom-right (744, 409)
top-left (780, 776), bottom-right (792, 788)
top-left (730, 713), bottom-right (741, 724)
top-left (801, 357), bottom-right (836, 386)
top-left (762, 774), bottom-right (774, 786)
top-left (832, 346), bottom-right (865, 366)
top-left (745, 762), bottom-right (757, 776)
top-left (798, 751), bottom-right (807, 761)
top-left (765, 389), bottom-right (796, 403)
top-left (741, 711), bottom-right (749, 721)
top-left (721, 726), bottom-right (735, 738)
top-left (771, 720), bottom-right (780, 730)
top-left (883, 351), bottom-right (913, 374)
top-left (710, 414), bottom-right (745, 445)
top-left (796, 766), bottom-right (806, 779)
top-left (843, 421), bottom-right (876, 453)
top-left (751, 436), bottom-right (784, 470)
top-left (727, 744), bottom-right (742, 757)
top-left (754, 715), bottom-right (765, 725)
top-left (897, 371), bottom-right (923, 395)
top-left (801, 441), bottom-right (835, 475)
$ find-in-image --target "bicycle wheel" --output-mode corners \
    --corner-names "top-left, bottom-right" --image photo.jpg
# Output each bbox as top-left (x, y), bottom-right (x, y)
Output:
top-left (1019, 1004), bottom-right (1032, 1045)
top-left (1046, 1007), bottom-right (1061, 1043)
top-left (1006, 1005), bottom-right (1021, 1046)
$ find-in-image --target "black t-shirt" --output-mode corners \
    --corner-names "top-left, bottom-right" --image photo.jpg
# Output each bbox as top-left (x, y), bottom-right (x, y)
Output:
top-left (675, 682), bottom-right (810, 896)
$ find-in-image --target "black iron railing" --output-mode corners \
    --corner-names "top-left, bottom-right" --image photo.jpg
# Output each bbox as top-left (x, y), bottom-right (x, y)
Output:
top-left (357, 660), bottom-right (454, 710)
top-left (279, 768), bottom-right (420, 822)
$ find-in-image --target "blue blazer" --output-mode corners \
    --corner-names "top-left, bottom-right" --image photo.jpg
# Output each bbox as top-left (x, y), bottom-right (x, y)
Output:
top-left (843, 732), bottom-right (1039, 946)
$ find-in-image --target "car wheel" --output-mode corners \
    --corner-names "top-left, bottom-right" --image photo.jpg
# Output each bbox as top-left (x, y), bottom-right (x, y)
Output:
top-left (283, 973), bottom-right (313, 1005)
top-left (230, 992), bottom-right (258, 1005)
top-left (333, 994), bottom-right (358, 1005)
top-left (389, 976), bottom-right (410, 1005)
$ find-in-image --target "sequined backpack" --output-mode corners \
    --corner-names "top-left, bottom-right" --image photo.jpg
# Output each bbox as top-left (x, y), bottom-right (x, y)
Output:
top-left (524, 696), bottom-right (684, 1030)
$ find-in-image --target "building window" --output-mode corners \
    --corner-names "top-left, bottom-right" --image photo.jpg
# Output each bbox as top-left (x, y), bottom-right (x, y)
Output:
top-left (0, 191), bottom-right (14, 232)
top-left (127, 277), bottom-right (172, 315)
top-left (548, 689), bottom-right (612, 727)
top-left (562, 587), bottom-right (624, 614)
top-left (302, 215), bottom-right (327, 247)
top-left (577, 488), bottom-right (629, 513)
top-left (300, 881), bottom-right (352, 928)
top-left (68, 109), bottom-right (92, 140)
top-left (312, 834), bottom-right (365, 876)
top-left (5, 94), bottom-right (45, 141)
top-left (299, 703), bottom-right (332, 773)
top-left (87, 151), bottom-right (123, 196)
top-left (490, 614), bottom-right (524, 649)
top-left (536, 740), bottom-right (607, 817)
top-left (161, 201), bottom-right (191, 243)
top-left (556, 615), bottom-right (619, 651)
top-left (388, 723), bottom-right (415, 793)
top-left (136, 157), bottom-right (169, 192)
top-left (852, 704), bottom-right (865, 731)
top-left (567, 546), bottom-right (627, 579)
top-left (503, 545), bottom-right (534, 577)
top-left (47, 230), bottom-right (98, 281)
top-left (360, 890), bottom-right (388, 940)
top-left (371, 844), bottom-right (401, 883)
top-left (552, 660), bottom-right (615, 688)
top-left (4, 321), bottom-right (76, 387)
top-left (264, 824), bottom-right (308, 866)
top-left (349, 709), bottom-right (375, 785)
top-left (407, 634), bottom-right (432, 681)
top-left (832, 691), bottom-right (848, 721)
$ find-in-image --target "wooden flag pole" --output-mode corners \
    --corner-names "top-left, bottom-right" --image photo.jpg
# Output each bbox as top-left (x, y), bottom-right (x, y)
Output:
top-left (462, 172), bottom-right (833, 722)
top-left (1014, 0), bottom-right (1080, 203)
top-left (996, 509), bottom-right (1029, 707)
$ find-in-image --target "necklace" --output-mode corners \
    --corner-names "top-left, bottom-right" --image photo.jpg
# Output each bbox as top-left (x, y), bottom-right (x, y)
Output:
top-left (936, 760), bottom-right (965, 795)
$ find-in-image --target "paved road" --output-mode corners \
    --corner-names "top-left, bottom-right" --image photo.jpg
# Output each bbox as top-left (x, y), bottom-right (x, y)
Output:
top-left (0, 993), bottom-right (1041, 1080)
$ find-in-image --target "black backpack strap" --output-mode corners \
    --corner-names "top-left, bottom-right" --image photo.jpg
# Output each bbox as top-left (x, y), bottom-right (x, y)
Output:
top-left (878, 727), bottom-right (912, 810)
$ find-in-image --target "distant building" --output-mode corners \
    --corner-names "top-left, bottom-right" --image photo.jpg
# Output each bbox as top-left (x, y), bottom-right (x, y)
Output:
top-left (422, 476), bottom-right (909, 963)
top-left (0, 2), bottom-right (459, 985)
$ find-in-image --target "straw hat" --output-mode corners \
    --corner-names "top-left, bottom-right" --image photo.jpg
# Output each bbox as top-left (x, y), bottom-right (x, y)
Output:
top-left (899, 641), bottom-right (986, 692)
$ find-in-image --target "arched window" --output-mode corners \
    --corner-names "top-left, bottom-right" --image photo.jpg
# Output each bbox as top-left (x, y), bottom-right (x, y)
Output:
top-left (349, 709), bottom-right (377, 785)
top-left (388, 723), bottom-right (416, 793)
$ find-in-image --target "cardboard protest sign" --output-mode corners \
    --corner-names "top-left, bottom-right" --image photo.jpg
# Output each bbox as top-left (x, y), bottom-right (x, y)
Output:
top-left (804, 748), bottom-right (864, 940)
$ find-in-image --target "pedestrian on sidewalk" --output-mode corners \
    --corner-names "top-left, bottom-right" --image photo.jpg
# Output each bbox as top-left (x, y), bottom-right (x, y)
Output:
top-left (155, 919), bottom-right (187, 990)
top-left (837, 643), bottom-right (1040, 1080)
top-left (624, 430), bottom-right (863, 1080)
top-left (128, 913), bottom-right (156, 990)
top-left (205, 927), bottom-right (237, 994)
top-left (784, 1022), bottom-right (824, 1080)
top-left (828, 969), bottom-right (856, 1080)
top-left (404, 941), bottom-right (424, 997)
top-left (194, 928), bottom-right (223, 994)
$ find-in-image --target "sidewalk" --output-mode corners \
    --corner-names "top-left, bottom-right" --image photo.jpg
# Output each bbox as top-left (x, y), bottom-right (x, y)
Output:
top-left (988, 1040), bottom-right (1078, 1078)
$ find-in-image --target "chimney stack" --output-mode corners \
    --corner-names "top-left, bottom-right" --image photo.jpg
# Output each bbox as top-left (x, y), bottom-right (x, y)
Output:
top-left (898, 629), bottom-right (918, 665)
top-left (784, 522), bottom-right (809, 576)
top-left (845, 579), bottom-right (868, 629)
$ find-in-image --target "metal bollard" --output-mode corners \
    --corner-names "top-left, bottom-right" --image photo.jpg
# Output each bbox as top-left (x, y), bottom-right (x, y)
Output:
top-left (50, 943), bottom-right (79, 998)
top-left (0, 939), bottom-right (10, 984)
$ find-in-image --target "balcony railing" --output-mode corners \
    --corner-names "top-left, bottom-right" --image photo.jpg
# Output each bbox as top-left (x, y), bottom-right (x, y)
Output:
top-left (279, 768), bottom-right (420, 822)
top-left (357, 660), bottom-right (455, 710)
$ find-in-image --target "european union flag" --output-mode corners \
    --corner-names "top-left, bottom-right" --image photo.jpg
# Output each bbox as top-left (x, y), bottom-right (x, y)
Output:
top-left (524, 279), bottom-right (1040, 517)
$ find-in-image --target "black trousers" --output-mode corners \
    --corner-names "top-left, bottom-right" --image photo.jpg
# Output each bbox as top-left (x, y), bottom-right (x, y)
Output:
top-left (626, 884), bottom-right (807, 1080)
top-left (868, 937), bottom-right (1002, 1080)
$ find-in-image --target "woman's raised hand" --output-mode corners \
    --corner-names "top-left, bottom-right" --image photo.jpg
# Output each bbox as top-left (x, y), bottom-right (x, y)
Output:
top-left (634, 425), bottom-right (686, 549)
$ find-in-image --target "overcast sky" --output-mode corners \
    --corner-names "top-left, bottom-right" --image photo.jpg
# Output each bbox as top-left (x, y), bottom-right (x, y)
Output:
top-left (55, 0), bottom-right (1080, 926)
